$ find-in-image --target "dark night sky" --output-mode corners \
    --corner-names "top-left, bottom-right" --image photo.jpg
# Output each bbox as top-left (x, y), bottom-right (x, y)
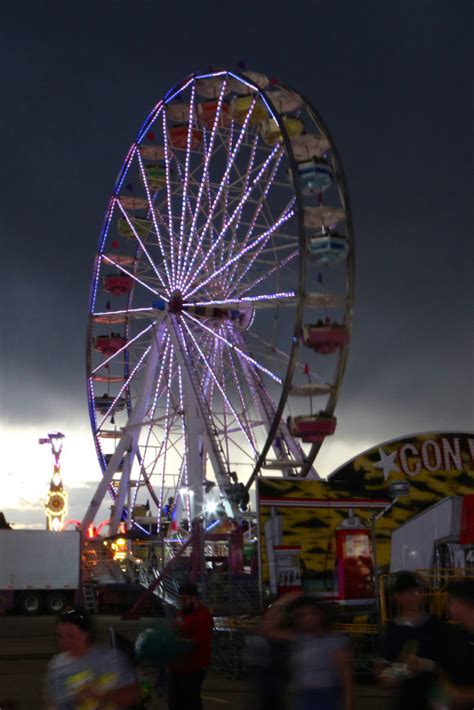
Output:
top-left (0, 1), bottom-right (472, 524)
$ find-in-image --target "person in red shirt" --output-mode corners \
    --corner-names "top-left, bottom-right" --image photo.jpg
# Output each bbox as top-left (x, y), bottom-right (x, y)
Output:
top-left (168, 581), bottom-right (213, 710)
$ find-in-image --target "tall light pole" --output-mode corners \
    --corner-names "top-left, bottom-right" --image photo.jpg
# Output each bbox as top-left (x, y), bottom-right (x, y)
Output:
top-left (39, 432), bottom-right (68, 532)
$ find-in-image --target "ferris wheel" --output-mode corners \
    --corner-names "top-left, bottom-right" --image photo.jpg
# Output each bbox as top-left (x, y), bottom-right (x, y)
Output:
top-left (82, 68), bottom-right (354, 535)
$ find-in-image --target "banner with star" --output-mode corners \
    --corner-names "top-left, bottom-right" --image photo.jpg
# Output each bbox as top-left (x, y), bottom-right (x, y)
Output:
top-left (257, 432), bottom-right (473, 598)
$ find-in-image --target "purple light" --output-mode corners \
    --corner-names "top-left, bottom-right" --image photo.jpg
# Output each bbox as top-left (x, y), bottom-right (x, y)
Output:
top-left (96, 345), bottom-right (151, 430)
top-left (182, 319), bottom-right (258, 453)
top-left (93, 307), bottom-right (156, 317)
top-left (222, 151), bottom-right (286, 292)
top-left (178, 80), bottom-right (227, 287)
top-left (91, 322), bottom-right (154, 376)
top-left (115, 198), bottom-right (168, 292)
top-left (220, 131), bottom-right (259, 293)
top-left (91, 198), bottom-right (115, 313)
top-left (183, 311), bottom-right (282, 383)
top-left (226, 338), bottom-right (258, 453)
top-left (136, 151), bottom-right (172, 289)
top-left (137, 100), bottom-right (164, 143)
top-left (115, 144), bottom-right (138, 195)
top-left (180, 94), bottom-right (258, 289)
top-left (176, 83), bottom-right (197, 289)
top-left (177, 365), bottom-right (191, 523)
top-left (130, 335), bottom-right (171, 511)
top-left (163, 77), bottom-right (194, 105)
top-left (183, 208), bottom-right (295, 299)
top-left (102, 253), bottom-right (161, 298)
top-left (157, 357), bottom-right (173, 522)
top-left (181, 141), bottom-right (283, 293)
top-left (162, 109), bottom-right (175, 267)
top-left (232, 197), bottom-right (295, 287)
top-left (237, 250), bottom-right (298, 298)
top-left (187, 290), bottom-right (296, 307)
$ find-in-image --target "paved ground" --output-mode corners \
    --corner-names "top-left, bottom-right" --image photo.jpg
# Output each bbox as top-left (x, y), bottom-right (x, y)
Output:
top-left (0, 615), bottom-right (392, 709)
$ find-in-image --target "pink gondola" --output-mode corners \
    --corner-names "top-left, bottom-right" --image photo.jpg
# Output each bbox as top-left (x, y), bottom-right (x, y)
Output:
top-left (302, 323), bottom-right (347, 354)
top-left (287, 414), bottom-right (337, 443)
top-left (169, 125), bottom-right (202, 150)
top-left (94, 334), bottom-right (127, 356)
top-left (102, 274), bottom-right (133, 296)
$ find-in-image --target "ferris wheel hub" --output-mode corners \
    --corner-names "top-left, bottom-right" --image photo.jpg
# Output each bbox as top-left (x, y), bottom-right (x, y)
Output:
top-left (168, 291), bottom-right (184, 314)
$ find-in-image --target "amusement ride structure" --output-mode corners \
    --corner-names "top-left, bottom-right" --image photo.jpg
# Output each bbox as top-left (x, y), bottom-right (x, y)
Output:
top-left (82, 68), bottom-right (354, 541)
top-left (40, 432), bottom-right (68, 532)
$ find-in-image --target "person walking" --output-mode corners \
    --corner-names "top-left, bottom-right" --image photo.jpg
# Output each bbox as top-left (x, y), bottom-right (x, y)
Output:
top-left (44, 609), bottom-right (140, 709)
top-left (377, 571), bottom-right (444, 710)
top-left (435, 578), bottom-right (474, 709)
top-left (167, 581), bottom-right (213, 710)
top-left (289, 597), bottom-right (353, 710)
top-left (243, 601), bottom-right (290, 710)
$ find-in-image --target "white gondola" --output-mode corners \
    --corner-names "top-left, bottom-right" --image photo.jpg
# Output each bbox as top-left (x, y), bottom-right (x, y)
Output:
top-left (290, 134), bottom-right (331, 161)
top-left (227, 70), bottom-right (269, 93)
top-left (166, 102), bottom-right (196, 122)
top-left (139, 145), bottom-right (165, 161)
top-left (119, 196), bottom-right (149, 211)
top-left (304, 206), bottom-right (346, 229)
top-left (195, 75), bottom-right (229, 98)
top-left (266, 89), bottom-right (302, 113)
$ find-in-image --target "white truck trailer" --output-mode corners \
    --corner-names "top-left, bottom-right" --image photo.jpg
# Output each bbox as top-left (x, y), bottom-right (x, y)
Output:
top-left (390, 496), bottom-right (473, 572)
top-left (0, 529), bottom-right (81, 614)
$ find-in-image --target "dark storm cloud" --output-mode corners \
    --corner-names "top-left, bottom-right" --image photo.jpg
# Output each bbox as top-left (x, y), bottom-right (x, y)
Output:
top-left (0, 1), bottom-right (471, 445)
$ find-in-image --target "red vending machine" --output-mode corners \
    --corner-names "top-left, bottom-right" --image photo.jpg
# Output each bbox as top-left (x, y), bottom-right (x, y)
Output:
top-left (335, 515), bottom-right (375, 603)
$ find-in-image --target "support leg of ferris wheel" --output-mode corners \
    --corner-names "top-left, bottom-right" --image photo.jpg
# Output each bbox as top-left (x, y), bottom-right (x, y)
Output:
top-left (82, 319), bottom-right (166, 535)
top-left (168, 316), bottom-right (237, 519)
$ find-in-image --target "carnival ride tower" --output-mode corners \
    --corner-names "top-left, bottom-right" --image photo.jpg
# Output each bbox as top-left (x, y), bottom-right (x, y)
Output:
top-left (40, 432), bottom-right (68, 531)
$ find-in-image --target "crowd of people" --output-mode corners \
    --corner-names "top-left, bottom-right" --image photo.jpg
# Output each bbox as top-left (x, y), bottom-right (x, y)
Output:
top-left (41, 573), bottom-right (474, 710)
top-left (245, 573), bottom-right (474, 710)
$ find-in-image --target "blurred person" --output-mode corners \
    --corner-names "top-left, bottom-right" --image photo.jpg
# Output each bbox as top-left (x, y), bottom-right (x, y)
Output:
top-left (289, 597), bottom-right (353, 710)
top-left (243, 600), bottom-right (290, 710)
top-left (434, 578), bottom-right (474, 709)
top-left (44, 609), bottom-right (141, 709)
top-left (377, 571), bottom-right (443, 710)
top-left (167, 581), bottom-right (213, 710)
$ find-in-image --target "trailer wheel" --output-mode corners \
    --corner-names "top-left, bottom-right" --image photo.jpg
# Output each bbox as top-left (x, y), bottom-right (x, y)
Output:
top-left (18, 591), bottom-right (42, 615)
top-left (45, 591), bottom-right (67, 614)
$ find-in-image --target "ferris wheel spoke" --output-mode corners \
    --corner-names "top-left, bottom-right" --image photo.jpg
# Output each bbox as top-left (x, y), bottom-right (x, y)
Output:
top-left (183, 311), bottom-right (282, 385)
top-left (91, 322), bottom-right (155, 375)
top-left (181, 317), bottom-right (258, 456)
top-left (115, 199), bottom-right (168, 291)
top-left (162, 109), bottom-right (175, 256)
top-left (222, 153), bottom-right (287, 293)
top-left (226, 346), bottom-right (259, 454)
top-left (183, 142), bottom-right (283, 293)
top-left (179, 94), bottom-right (258, 289)
top-left (96, 345), bottom-right (152, 430)
top-left (156, 366), bottom-right (174, 519)
top-left (101, 254), bottom-right (163, 299)
top-left (183, 204), bottom-right (295, 300)
top-left (175, 83), bottom-right (198, 289)
top-left (182, 144), bottom-right (285, 294)
top-left (219, 130), bottom-right (259, 281)
top-left (237, 250), bottom-right (299, 298)
top-left (177, 80), bottom-right (228, 286)
top-left (225, 194), bottom-right (295, 294)
top-left (136, 150), bottom-right (173, 289)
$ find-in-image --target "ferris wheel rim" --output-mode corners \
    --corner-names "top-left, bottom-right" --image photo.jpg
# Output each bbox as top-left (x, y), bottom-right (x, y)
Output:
top-left (86, 67), bottom-right (354, 527)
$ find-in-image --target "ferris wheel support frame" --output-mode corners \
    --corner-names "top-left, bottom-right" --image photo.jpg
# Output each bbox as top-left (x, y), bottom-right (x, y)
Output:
top-left (234, 330), bottom-right (315, 476)
top-left (168, 316), bottom-right (238, 520)
top-left (82, 318), bottom-right (166, 534)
